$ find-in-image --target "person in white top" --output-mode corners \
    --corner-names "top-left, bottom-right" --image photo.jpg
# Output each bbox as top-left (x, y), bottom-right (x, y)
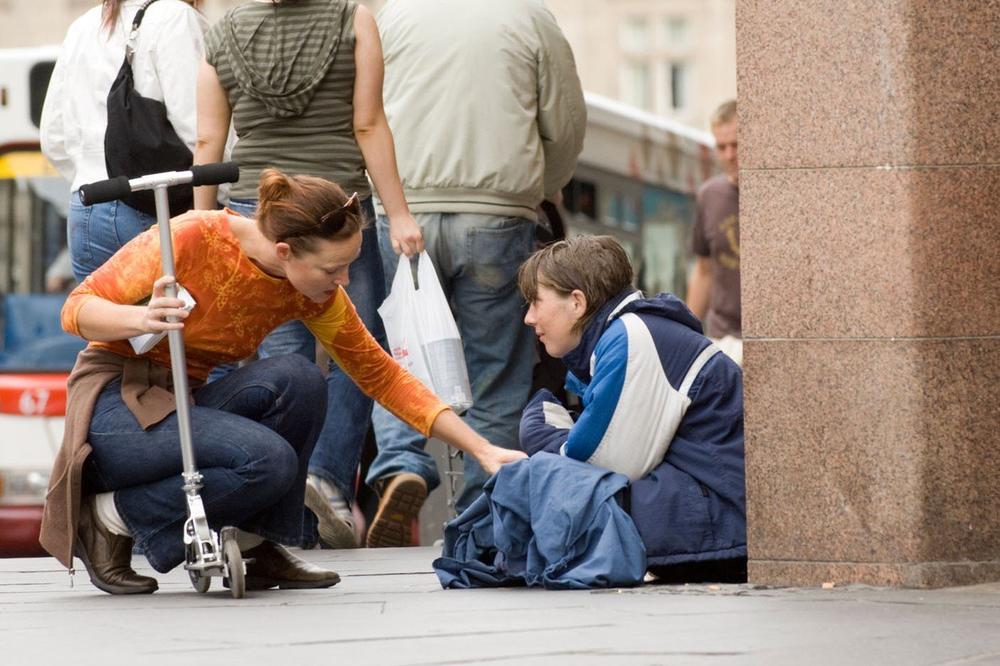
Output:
top-left (40, 0), bottom-right (206, 282)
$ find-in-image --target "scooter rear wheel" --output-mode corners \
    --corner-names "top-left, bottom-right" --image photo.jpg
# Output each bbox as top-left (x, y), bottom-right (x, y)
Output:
top-left (223, 535), bottom-right (245, 599)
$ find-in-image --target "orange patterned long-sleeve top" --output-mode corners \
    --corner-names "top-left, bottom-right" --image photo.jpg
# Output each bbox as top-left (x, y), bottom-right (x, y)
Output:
top-left (61, 210), bottom-right (449, 436)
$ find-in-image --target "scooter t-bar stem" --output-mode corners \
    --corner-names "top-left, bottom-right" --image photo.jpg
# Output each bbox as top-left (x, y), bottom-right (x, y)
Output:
top-left (79, 162), bottom-right (240, 206)
top-left (151, 185), bottom-right (200, 491)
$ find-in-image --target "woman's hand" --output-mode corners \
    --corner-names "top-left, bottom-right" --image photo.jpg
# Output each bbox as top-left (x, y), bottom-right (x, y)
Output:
top-left (388, 212), bottom-right (424, 257)
top-left (476, 445), bottom-right (528, 477)
top-left (429, 409), bottom-right (526, 476)
top-left (140, 275), bottom-right (188, 333)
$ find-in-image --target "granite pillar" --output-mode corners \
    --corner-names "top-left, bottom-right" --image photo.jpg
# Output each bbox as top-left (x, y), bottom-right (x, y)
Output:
top-left (737, 0), bottom-right (1000, 587)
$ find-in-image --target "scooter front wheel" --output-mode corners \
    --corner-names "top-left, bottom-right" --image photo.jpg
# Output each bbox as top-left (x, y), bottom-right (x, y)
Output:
top-left (186, 542), bottom-right (212, 593)
top-left (223, 534), bottom-right (245, 599)
top-left (189, 568), bottom-right (211, 593)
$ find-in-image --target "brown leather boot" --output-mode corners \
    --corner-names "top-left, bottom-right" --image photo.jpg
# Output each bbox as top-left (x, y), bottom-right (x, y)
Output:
top-left (74, 496), bottom-right (158, 595)
top-left (241, 541), bottom-right (341, 590)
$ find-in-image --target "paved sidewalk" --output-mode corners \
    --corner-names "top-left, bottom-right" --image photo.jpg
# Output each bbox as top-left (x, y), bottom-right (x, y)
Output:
top-left (3, 547), bottom-right (1000, 665)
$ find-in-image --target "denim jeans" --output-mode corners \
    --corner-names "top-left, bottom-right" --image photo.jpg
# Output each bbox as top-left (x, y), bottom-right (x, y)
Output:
top-left (227, 197), bottom-right (387, 503)
top-left (81, 355), bottom-right (326, 573)
top-left (368, 213), bottom-right (536, 513)
top-left (68, 191), bottom-right (156, 282)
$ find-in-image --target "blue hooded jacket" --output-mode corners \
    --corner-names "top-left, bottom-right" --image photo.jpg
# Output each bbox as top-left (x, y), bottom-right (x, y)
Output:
top-left (519, 290), bottom-right (746, 566)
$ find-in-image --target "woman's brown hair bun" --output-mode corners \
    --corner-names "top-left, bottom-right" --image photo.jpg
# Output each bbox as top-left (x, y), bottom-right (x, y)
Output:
top-left (255, 169), bottom-right (368, 256)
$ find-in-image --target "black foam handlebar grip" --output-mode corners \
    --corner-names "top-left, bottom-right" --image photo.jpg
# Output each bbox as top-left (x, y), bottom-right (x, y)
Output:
top-left (190, 162), bottom-right (240, 187)
top-left (79, 176), bottom-right (131, 206)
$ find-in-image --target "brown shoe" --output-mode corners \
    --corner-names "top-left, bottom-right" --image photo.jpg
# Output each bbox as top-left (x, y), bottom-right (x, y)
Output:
top-left (74, 496), bottom-right (158, 595)
top-left (241, 541), bottom-right (341, 590)
top-left (366, 473), bottom-right (427, 548)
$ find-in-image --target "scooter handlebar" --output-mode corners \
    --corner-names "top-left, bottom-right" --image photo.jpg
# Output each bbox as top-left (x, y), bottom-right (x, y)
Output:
top-left (78, 162), bottom-right (239, 206)
top-left (190, 162), bottom-right (240, 187)
top-left (79, 176), bottom-right (131, 206)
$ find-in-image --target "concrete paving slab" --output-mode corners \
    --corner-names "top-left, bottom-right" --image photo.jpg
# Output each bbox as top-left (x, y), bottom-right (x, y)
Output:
top-left (2, 547), bottom-right (1000, 665)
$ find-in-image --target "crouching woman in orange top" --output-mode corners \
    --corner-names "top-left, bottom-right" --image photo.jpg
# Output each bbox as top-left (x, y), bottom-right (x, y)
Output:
top-left (40, 168), bottom-right (526, 595)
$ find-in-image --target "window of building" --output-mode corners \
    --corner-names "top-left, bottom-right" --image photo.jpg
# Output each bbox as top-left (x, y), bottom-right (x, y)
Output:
top-left (621, 61), bottom-right (651, 111)
top-left (669, 62), bottom-right (687, 110)
top-left (663, 17), bottom-right (689, 47)
top-left (619, 16), bottom-right (652, 53)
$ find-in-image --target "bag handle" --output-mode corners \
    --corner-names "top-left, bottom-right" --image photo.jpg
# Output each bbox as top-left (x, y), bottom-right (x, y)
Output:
top-left (125, 0), bottom-right (162, 64)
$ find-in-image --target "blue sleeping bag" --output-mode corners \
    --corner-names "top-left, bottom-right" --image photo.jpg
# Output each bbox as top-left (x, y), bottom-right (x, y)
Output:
top-left (433, 453), bottom-right (646, 590)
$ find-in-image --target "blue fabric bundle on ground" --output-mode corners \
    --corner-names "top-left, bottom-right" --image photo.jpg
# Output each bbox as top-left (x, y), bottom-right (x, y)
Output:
top-left (432, 452), bottom-right (646, 590)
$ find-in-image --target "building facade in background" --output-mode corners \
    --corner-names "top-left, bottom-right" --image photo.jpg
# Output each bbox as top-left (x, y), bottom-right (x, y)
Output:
top-left (546, 0), bottom-right (736, 130)
top-left (3, 0), bottom-right (735, 131)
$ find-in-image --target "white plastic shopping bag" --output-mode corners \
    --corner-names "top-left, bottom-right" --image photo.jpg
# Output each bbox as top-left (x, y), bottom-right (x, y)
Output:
top-left (378, 251), bottom-right (473, 412)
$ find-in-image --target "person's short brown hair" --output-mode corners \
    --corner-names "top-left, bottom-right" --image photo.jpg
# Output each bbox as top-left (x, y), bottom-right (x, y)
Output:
top-left (518, 235), bottom-right (634, 332)
top-left (710, 99), bottom-right (737, 129)
top-left (255, 169), bottom-right (368, 256)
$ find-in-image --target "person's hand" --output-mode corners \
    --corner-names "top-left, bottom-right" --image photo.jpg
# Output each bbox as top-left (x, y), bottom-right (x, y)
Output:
top-left (477, 444), bottom-right (528, 476)
top-left (140, 275), bottom-right (188, 333)
top-left (388, 212), bottom-right (424, 257)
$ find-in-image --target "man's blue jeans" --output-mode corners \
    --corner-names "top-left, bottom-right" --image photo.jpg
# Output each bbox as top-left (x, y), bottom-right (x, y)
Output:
top-left (227, 197), bottom-right (387, 504)
top-left (68, 191), bottom-right (156, 282)
top-left (81, 355), bottom-right (326, 573)
top-left (368, 213), bottom-right (536, 512)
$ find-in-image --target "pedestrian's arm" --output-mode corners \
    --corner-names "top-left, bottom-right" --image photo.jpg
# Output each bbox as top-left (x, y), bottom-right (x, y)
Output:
top-left (193, 59), bottom-right (232, 210)
top-left (686, 256), bottom-right (712, 320)
top-left (687, 197), bottom-right (712, 320)
top-left (534, 8), bottom-right (587, 200)
top-left (352, 5), bottom-right (423, 256)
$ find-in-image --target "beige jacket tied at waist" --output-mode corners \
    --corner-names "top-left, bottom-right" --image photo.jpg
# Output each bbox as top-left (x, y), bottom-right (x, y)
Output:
top-left (40, 347), bottom-right (187, 570)
top-left (375, 0), bottom-right (586, 221)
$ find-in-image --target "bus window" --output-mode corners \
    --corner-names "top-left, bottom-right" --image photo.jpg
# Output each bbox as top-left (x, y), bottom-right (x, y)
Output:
top-left (641, 185), bottom-right (696, 296)
top-left (602, 192), bottom-right (623, 228)
top-left (29, 62), bottom-right (55, 128)
top-left (622, 195), bottom-right (640, 232)
top-left (562, 178), bottom-right (597, 221)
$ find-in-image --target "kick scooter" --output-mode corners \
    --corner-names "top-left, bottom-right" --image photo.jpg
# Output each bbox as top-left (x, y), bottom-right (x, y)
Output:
top-left (80, 162), bottom-right (247, 598)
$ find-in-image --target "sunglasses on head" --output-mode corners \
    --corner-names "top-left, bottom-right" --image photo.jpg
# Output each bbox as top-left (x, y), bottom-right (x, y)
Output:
top-left (277, 192), bottom-right (360, 242)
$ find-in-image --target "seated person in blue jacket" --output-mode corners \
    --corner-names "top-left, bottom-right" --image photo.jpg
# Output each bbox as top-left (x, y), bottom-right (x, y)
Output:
top-left (517, 235), bottom-right (747, 582)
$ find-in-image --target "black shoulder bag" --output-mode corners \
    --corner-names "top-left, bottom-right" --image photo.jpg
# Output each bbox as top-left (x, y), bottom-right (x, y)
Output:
top-left (104, 0), bottom-right (194, 217)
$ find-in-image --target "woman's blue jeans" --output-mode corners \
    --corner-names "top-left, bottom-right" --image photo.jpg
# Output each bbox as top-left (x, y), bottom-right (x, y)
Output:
top-left (81, 355), bottom-right (326, 573)
top-left (226, 197), bottom-right (387, 504)
top-left (68, 191), bottom-right (156, 282)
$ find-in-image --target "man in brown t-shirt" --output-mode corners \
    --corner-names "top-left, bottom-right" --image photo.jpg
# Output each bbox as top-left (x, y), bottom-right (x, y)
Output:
top-left (687, 99), bottom-right (741, 364)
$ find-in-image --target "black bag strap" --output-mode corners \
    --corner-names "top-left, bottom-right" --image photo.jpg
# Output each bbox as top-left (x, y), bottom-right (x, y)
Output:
top-left (125, 0), bottom-right (162, 64)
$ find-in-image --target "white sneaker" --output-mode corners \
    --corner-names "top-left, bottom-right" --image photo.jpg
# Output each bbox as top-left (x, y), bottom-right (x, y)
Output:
top-left (305, 474), bottom-right (359, 549)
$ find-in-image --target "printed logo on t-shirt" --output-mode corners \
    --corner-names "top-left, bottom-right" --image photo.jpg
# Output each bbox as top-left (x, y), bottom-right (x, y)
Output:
top-left (718, 213), bottom-right (740, 271)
